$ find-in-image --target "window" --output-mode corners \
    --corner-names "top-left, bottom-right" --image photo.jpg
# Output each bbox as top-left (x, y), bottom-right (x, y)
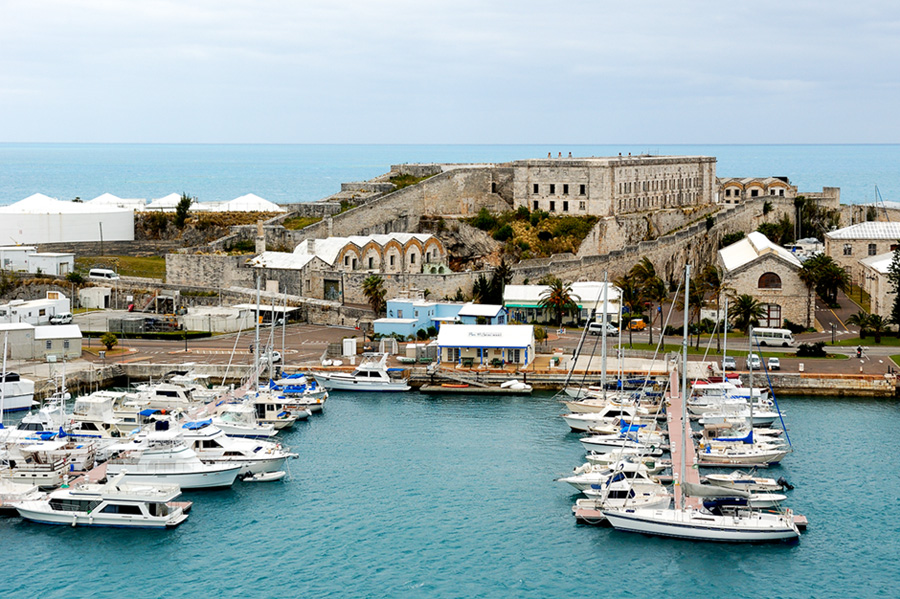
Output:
top-left (549, 201), bottom-right (555, 212)
top-left (533, 184), bottom-right (539, 194)
top-left (563, 201), bottom-right (569, 212)
top-left (533, 200), bottom-right (539, 210)
top-left (751, 189), bottom-right (759, 197)
top-left (579, 201), bottom-right (586, 210)
top-left (447, 348), bottom-right (460, 362)
top-left (843, 244), bottom-right (852, 256)
top-left (344, 256), bottom-right (350, 266)
top-left (563, 184), bottom-right (569, 195)
top-left (758, 272), bottom-right (782, 289)
top-left (425, 251), bottom-right (431, 263)
top-left (725, 189), bottom-right (732, 197)
top-left (580, 184), bottom-right (585, 195)
top-left (63, 340), bottom-right (70, 349)
top-left (549, 184), bottom-right (556, 194)
top-left (368, 257), bottom-right (374, 269)
top-left (760, 304), bottom-right (782, 328)
top-left (390, 255), bottom-right (395, 267)
top-left (45, 340), bottom-right (52, 350)
top-left (491, 182), bottom-right (497, 193)
top-left (39, 309), bottom-right (46, 316)
top-left (410, 254), bottom-right (416, 265)
top-left (508, 349), bottom-right (521, 363)
top-left (770, 189), bottom-right (777, 195)
top-left (868, 243), bottom-right (877, 256)
top-left (101, 504), bottom-right (143, 515)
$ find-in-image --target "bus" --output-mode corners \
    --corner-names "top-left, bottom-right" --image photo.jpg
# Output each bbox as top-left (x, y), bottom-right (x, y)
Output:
top-left (751, 327), bottom-right (794, 347)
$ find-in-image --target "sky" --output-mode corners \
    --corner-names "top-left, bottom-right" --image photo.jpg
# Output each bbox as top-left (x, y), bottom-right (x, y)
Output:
top-left (1, 0), bottom-right (898, 144)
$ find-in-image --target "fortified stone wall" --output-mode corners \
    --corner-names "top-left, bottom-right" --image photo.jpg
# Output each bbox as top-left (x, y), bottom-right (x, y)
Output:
top-left (165, 253), bottom-right (255, 288)
top-left (38, 240), bottom-right (182, 257)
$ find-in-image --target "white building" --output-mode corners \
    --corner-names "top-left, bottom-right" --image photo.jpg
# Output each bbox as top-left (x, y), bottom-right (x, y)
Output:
top-left (0, 291), bottom-right (71, 325)
top-left (0, 194), bottom-right (134, 244)
top-left (858, 252), bottom-right (897, 320)
top-left (0, 246), bottom-right (37, 271)
top-left (503, 282), bottom-right (621, 324)
top-left (26, 252), bottom-right (75, 276)
top-left (0, 323), bottom-right (82, 361)
top-left (437, 324), bottom-right (535, 367)
top-left (825, 221), bottom-right (900, 285)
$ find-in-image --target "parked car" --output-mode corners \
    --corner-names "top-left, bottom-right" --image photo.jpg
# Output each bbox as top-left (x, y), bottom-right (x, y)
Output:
top-left (50, 312), bottom-right (73, 325)
top-left (588, 322), bottom-right (618, 336)
top-left (767, 357), bottom-right (781, 371)
top-left (722, 356), bottom-right (736, 371)
top-left (746, 353), bottom-right (762, 370)
top-left (258, 350), bottom-right (282, 364)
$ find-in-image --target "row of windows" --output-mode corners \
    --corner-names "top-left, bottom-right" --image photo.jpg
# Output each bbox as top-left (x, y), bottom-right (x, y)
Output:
top-left (45, 340), bottom-right (71, 350)
top-left (618, 177), bottom-right (700, 195)
top-left (843, 243), bottom-right (898, 257)
top-left (617, 192), bottom-right (698, 212)
top-left (343, 251), bottom-right (434, 269)
top-left (531, 183), bottom-right (586, 196)
top-left (531, 200), bottom-right (587, 213)
top-left (445, 348), bottom-right (522, 362)
top-left (724, 188), bottom-right (785, 198)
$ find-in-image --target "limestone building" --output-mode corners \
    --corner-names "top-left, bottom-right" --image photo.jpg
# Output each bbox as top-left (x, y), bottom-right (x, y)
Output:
top-left (509, 155), bottom-right (716, 217)
top-left (717, 177), bottom-right (797, 205)
top-left (858, 252), bottom-right (896, 320)
top-left (824, 222), bottom-right (900, 285)
top-left (718, 232), bottom-right (807, 328)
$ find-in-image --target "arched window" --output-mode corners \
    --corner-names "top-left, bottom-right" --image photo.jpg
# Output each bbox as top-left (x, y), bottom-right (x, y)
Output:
top-left (758, 272), bottom-right (782, 289)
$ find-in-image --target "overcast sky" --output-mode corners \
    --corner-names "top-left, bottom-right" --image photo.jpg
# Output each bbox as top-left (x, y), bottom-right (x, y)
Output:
top-left (1, 1), bottom-right (898, 144)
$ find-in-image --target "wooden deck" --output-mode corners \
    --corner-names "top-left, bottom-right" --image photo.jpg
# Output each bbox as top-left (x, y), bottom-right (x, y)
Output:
top-left (666, 367), bottom-right (701, 508)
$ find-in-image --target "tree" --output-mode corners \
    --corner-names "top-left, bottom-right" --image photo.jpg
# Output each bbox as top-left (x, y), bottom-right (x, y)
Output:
top-left (100, 332), bottom-right (118, 351)
top-left (699, 264), bottom-right (728, 352)
top-left (816, 261), bottom-right (850, 305)
top-left (471, 274), bottom-right (491, 303)
top-left (630, 257), bottom-right (667, 346)
top-left (487, 259), bottom-right (513, 305)
top-left (868, 315), bottom-right (889, 344)
top-left (730, 294), bottom-right (766, 335)
top-left (676, 277), bottom-right (707, 348)
top-left (174, 193), bottom-right (194, 229)
top-left (66, 271), bottom-right (85, 285)
top-left (362, 275), bottom-right (386, 316)
top-left (538, 276), bottom-right (579, 327)
top-left (887, 243), bottom-right (900, 327)
top-left (847, 311), bottom-right (872, 335)
top-left (757, 215), bottom-right (795, 246)
top-left (615, 275), bottom-right (644, 349)
top-left (798, 258), bottom-right (820, 329)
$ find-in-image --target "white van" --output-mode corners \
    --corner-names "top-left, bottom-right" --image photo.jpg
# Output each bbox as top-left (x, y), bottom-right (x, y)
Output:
top-left (588, 322), bottom-right (619, 337)
top-left (50, 312), bottom-right (73, 325)
top-left (751, 327), bottom-right (794, 347)
top-left (88, 268), bottom-right (120, 281)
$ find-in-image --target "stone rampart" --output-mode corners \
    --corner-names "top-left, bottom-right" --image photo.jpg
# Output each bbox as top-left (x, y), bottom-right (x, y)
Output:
top-left (38, 240), bottom-right (181, 257)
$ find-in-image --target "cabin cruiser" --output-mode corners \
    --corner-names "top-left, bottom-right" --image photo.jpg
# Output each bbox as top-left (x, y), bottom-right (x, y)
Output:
top-left (212, 403), bottom-right (278, 439)
top-left (16, 472), bottom-right (189, 528)
top-left (314, 353), bottom-right (411, 392)
top-left (179, 419), bottom-right (297, 475)
top-left (105, 423), bottom-right (241, 489)
top-left (579, 423), bottom-right (666, 454)
top-left (0, 479), bottom-right (42, 512)
top-left (561, 403), bottom-right (650, 432)
top-left (705, 471), bottom-right (784, 492)
top-left (0, 442), bottom-right (74, 489)
top-left (0, 399), bottom-right (70, 443)
top-left (572, 472), bottom-right (672, 517)
top-left (269, 373), bottom-right (328, 412)
top-left (558, 460), bottom-right (662, 492)
top-left (67, 391), bottom-right (127, 440)
top-left (248, 393), bottom-right (306, 430)
top-left (0, 372), bottom-right (36, 412)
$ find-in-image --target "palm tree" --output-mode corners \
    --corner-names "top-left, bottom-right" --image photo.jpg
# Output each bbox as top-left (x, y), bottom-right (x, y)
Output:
top-left (868, 315), bottom-right (889, 344)
top-left (615, 275), bottom-right (645, 348)
top-left (471, 274), bottom-right (490, 303)
top-left (817, 261), bottom-right (850, 306)
top-left (362, 275), bottom-right (386, 316)
top-left (629, 258), bottom-right (666, 346)
top-left (538, 277), bottom-right (579, 327)
top-left (730, 294), bottom-right (766, 335)
top-left (699, 264), bottom-right (728, 352)
top-left (798, 258), bottom-right (820, 329)
top-left (488, 259), bottom-right (513, 305)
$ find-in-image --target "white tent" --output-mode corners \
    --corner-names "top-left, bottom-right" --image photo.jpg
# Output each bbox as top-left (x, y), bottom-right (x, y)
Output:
top-left (222, 194), bottom-right (285, 213)
top-left (0, 194), bottom-right (133, 244)
top-left (144, 193), bottom-right (183, 212)
top-left (88, 193), bottom-right (146, 211)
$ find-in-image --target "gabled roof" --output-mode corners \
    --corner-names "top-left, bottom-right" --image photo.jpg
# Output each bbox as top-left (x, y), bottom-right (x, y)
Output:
top-left (825, 221), bottom-right (900, 241)
top-left (248, 252), bottom-right (319, 270)
top-left (457, 303), bottom-right (505, 318)
top-left (860, 251), bottom-right (894, 275)
top-left (293, 233), bottom-right (435, 266)
top-left (437, 324), bottom-right (534, 348)
top-left (34, 325), bottom-right (82, 339)
top-left (719, 232), bottom-right (801, 273)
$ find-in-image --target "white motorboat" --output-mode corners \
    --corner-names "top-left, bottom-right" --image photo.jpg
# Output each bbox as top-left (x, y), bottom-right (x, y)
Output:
top-left (0, 479), bottom-right (42, 512)
top-left (212, 403), bottom-right (278, 439)
top-left (242, 470), bottom-right (286, 483)
top-left (180, 419), bottom-right (297, 475)
top-left (748, 493), bottom-right (788, 508)
top-left (314, 353), bottom-right (411, 392)
top-left (0, 399), bottom-right (70, 443)
top-left (16, 472), bottom-right (189, 528)
top-left (105, 425), bottom-right (241, 490)
top-left (561, 394), bottom-right (641, 414)
top-left (248, 393), bottom-right (304, 429)
top-left (0, 372), bottom-right (36, 413)
top-left (561, 403), bottom-right (649, 432)
top-left (557, 462), bottom-right (661, 492)
top-left (67, 391), bottom-right (127, 440)
top-left (705, 471), bottom-right (784, 492)
top-left (579, 424), bottom-right (666, 454)
top-left (698, 408), bottom-right (780, 428)
top-left (697, 442), bottom-right (791, 466)
top-left (270, 373), bottom-right (329, 409)
top-left (584, 452), bottom-right (667, 468)
top-left (1, 442), bottom-right (72, 489)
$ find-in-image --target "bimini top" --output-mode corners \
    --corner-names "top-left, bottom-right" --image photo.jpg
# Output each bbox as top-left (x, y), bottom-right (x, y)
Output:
top-left (182, 419), bottom-right (213, 430)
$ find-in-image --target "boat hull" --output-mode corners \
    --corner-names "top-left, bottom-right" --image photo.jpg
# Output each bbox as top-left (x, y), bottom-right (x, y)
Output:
top-left (105, 464), bottom-right (241, 490)
top-left (315, 376), bottom-right (411, 392)
top-left (16, 504), bottom-right (188, 528)
top-left (602, 508), bottom-right (799, 542)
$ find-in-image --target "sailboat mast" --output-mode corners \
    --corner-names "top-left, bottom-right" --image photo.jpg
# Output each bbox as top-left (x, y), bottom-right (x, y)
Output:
top-left (254, 272), bottom-right (261, 393)
top-left (680, 264), bottom-right (691, 511)
top-left (601, 271), bottom-right (609, 401)
top-left (722, 297), bottom-right (728, 366)
top-left (748, 325), bottom-right (754, 445)
top-left (0, 332), bottom-right (7, 425)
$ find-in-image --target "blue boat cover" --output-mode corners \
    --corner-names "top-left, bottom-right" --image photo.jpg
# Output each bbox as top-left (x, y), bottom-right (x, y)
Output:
top-left (182, 419), bottom-right (212, 430)
top-left (714, 430), bottom-right (753, 444)
top-left (139, 408), bottom-right (161, 416)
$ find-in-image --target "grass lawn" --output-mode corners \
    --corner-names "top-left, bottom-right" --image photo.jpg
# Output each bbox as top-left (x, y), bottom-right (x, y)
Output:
top-left (76, 255), bottom-right (166, 279)
top-left (832, 336), bottom-right (900, 347)
top-left (282, 215), bottom-right (322, 230)
top-left (83, 346), bottom-right (130, 357)
top-left (891, 355), bottom-right (900, 368)
top-left (619, 341), bottom-right (848, 360)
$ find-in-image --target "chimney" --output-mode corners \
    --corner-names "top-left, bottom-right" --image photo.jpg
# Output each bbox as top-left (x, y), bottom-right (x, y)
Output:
top-left (255, 221), bottom-right (266, 254)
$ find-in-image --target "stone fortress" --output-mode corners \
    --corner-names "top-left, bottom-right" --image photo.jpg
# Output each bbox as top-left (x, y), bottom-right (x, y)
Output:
top-left (165, 153), bottom-right (840, 323)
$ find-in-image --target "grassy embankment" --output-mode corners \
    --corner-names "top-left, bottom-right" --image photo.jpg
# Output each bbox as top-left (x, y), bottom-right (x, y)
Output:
top-left (75, 256), bottom-right (166, 279)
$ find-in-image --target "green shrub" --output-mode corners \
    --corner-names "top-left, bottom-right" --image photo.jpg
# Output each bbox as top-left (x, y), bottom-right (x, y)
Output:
top-left (471, 207), bottom-right (498, 231)
top-left (493, 225), bottom-right (514, 241)
top-left (796, 342), bottom-right (827, 358)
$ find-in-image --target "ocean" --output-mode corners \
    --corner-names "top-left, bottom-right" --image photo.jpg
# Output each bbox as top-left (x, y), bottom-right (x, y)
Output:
top-left (0, 143), bottom-right (898, 206)
top-left (1, 392), bottom-right (897, 598)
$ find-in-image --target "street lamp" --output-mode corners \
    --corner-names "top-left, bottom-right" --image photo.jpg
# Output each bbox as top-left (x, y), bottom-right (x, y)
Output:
top-left (831, 323), bottom-right (835, 345)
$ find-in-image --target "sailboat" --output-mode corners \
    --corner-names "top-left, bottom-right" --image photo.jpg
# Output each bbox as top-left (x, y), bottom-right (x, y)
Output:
top-left (602, 265), bottom-right (800, 542)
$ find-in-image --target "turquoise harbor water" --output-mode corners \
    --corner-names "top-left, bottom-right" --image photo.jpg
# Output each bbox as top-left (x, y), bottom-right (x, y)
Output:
top-left (0, 143), bottom-right (899, 206)
top-left (2, 392), bottom-right (898, 598)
